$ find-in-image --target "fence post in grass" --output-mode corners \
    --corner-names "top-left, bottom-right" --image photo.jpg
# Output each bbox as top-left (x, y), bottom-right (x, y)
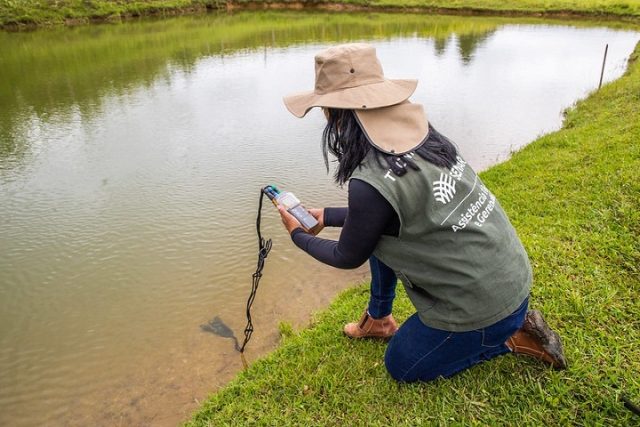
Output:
top-left (599, 43), bottom-right (609, 89)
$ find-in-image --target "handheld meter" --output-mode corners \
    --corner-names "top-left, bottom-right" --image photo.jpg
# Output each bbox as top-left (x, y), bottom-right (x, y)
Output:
top-left (262, 185), bottom-right (319, 232)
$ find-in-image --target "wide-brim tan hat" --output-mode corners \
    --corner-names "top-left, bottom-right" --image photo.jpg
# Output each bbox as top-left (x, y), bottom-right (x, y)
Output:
top-left (283, 43), bottom-right (417, 118)
top-left (354, 101), bottom-right (429, 155)
top-left (284, 79), bottom-right (417, 118)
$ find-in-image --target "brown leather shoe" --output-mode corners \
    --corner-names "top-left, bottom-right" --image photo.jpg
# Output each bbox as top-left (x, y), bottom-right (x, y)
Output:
top-left (506, 309), bottom-right (568, 369)
top-left (344, 311), bottom-right (399, 339)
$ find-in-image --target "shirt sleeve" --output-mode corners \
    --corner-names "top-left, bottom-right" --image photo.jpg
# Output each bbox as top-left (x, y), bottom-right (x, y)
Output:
top-left (290, 179), bottom-right (396, 269)
top-left (323, 207), bottom-right (348, 227)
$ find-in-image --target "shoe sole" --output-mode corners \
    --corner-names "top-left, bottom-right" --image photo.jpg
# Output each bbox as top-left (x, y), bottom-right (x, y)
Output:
top-left (343, 325), bottom-right (397, 341)
top-left (344, 334), bottom-right (395, 342)
top-left (524, 310), bottom-right (568, 369)
top-left (343, 329), bottom-right (397, 341)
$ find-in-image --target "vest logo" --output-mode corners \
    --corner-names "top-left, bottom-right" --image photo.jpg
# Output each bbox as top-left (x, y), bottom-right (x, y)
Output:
top-left (433, 173), bottom-right (457, 204)
top-left (450, 156), bottom-right (467, 181)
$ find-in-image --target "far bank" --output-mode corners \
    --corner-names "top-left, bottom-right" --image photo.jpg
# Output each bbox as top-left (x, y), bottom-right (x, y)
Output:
top-left (2, 0), bottom-right (640, 29)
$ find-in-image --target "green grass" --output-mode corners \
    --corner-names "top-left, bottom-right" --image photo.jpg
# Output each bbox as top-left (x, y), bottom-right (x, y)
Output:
top-left (187, 42), bottom-right (640, 425)
top-left (2, 0), bottom-right (640, 27)
top-left (0, 0), bottom-right (210, 27)
top-left (332, 0), bottom-right (640, 18)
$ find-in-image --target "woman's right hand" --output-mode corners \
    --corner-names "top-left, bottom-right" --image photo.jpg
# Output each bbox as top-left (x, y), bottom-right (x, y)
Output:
top-left (307, 208), bottom-right (325, 235)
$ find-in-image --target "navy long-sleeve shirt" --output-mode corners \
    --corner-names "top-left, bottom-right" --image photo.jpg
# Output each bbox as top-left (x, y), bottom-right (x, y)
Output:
top-left (290, 178), bottom-right (400, 269)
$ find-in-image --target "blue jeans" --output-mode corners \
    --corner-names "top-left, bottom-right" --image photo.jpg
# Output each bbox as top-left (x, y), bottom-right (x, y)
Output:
top-left (366, 256), bottom-right (528, 382)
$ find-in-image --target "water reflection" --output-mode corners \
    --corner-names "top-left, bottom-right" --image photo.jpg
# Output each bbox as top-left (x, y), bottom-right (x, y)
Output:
top-left (459, 31), bottom-right (495, 63)
top-left (0, 11), bottom-right (502, 160)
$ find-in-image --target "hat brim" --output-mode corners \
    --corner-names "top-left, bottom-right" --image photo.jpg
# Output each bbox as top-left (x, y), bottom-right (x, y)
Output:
top-left (283, 79), bottom-right (417, 118)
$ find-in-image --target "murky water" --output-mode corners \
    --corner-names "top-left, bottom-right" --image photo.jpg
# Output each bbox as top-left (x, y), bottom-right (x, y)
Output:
top-left (0, 11), bottom-right (637, 426)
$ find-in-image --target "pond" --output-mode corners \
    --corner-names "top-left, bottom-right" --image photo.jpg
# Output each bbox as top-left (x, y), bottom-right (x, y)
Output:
top-left (0, 10), bottom-right (638, 426)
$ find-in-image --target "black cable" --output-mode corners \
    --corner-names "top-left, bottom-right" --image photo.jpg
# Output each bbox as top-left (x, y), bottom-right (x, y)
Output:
top-left (622, 394), bottom-right (640, 417)
top-left (238, 189), bottom-right (272, 354)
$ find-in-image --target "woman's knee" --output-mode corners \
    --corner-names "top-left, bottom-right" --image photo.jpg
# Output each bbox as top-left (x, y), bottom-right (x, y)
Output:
top-left (383, 315), bottom-right (456, 383)
top-left (384, 343), bottom-right (406, 382)
top-left (384, 346), bottom-right (440, 383)
top-left (384, 335), bottom-right (434, 383)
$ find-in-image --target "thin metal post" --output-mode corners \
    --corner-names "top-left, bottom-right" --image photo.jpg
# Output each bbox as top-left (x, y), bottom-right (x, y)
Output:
top-left (599, 44), bottom-right (609, 89)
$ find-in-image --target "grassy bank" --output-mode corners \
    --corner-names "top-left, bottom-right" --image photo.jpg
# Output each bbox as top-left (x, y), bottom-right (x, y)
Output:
top-left (187, 41), bottom-right (640, 425)
top-left (2, 0), bottom-right (640, 28)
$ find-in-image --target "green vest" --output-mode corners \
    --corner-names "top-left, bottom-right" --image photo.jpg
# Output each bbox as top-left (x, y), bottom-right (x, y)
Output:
top-left (351, 151), bottom-right (531, 331)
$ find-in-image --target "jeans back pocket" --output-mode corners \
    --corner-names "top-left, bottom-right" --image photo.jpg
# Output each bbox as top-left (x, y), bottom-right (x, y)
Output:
top-left (477, 327), bottom-right (506, 348)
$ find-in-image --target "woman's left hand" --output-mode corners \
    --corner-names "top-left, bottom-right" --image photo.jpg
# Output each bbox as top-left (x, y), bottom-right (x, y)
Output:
top-left (277, 206), bottom-right (302, 234)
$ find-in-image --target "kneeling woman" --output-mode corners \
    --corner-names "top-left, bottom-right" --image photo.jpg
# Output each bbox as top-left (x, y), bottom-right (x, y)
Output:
top-left (279, 43), bottom-right (566, 382)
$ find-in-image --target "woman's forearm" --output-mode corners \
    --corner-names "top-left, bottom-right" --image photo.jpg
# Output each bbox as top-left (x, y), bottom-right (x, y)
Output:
top-left (289, 179), bottom-right (398, 269)
top-left (291, 229), bottom-right (369, 269)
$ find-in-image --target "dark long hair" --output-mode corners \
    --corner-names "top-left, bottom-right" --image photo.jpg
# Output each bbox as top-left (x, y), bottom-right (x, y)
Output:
top-left (321, 108), bottom-right (458, 185)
